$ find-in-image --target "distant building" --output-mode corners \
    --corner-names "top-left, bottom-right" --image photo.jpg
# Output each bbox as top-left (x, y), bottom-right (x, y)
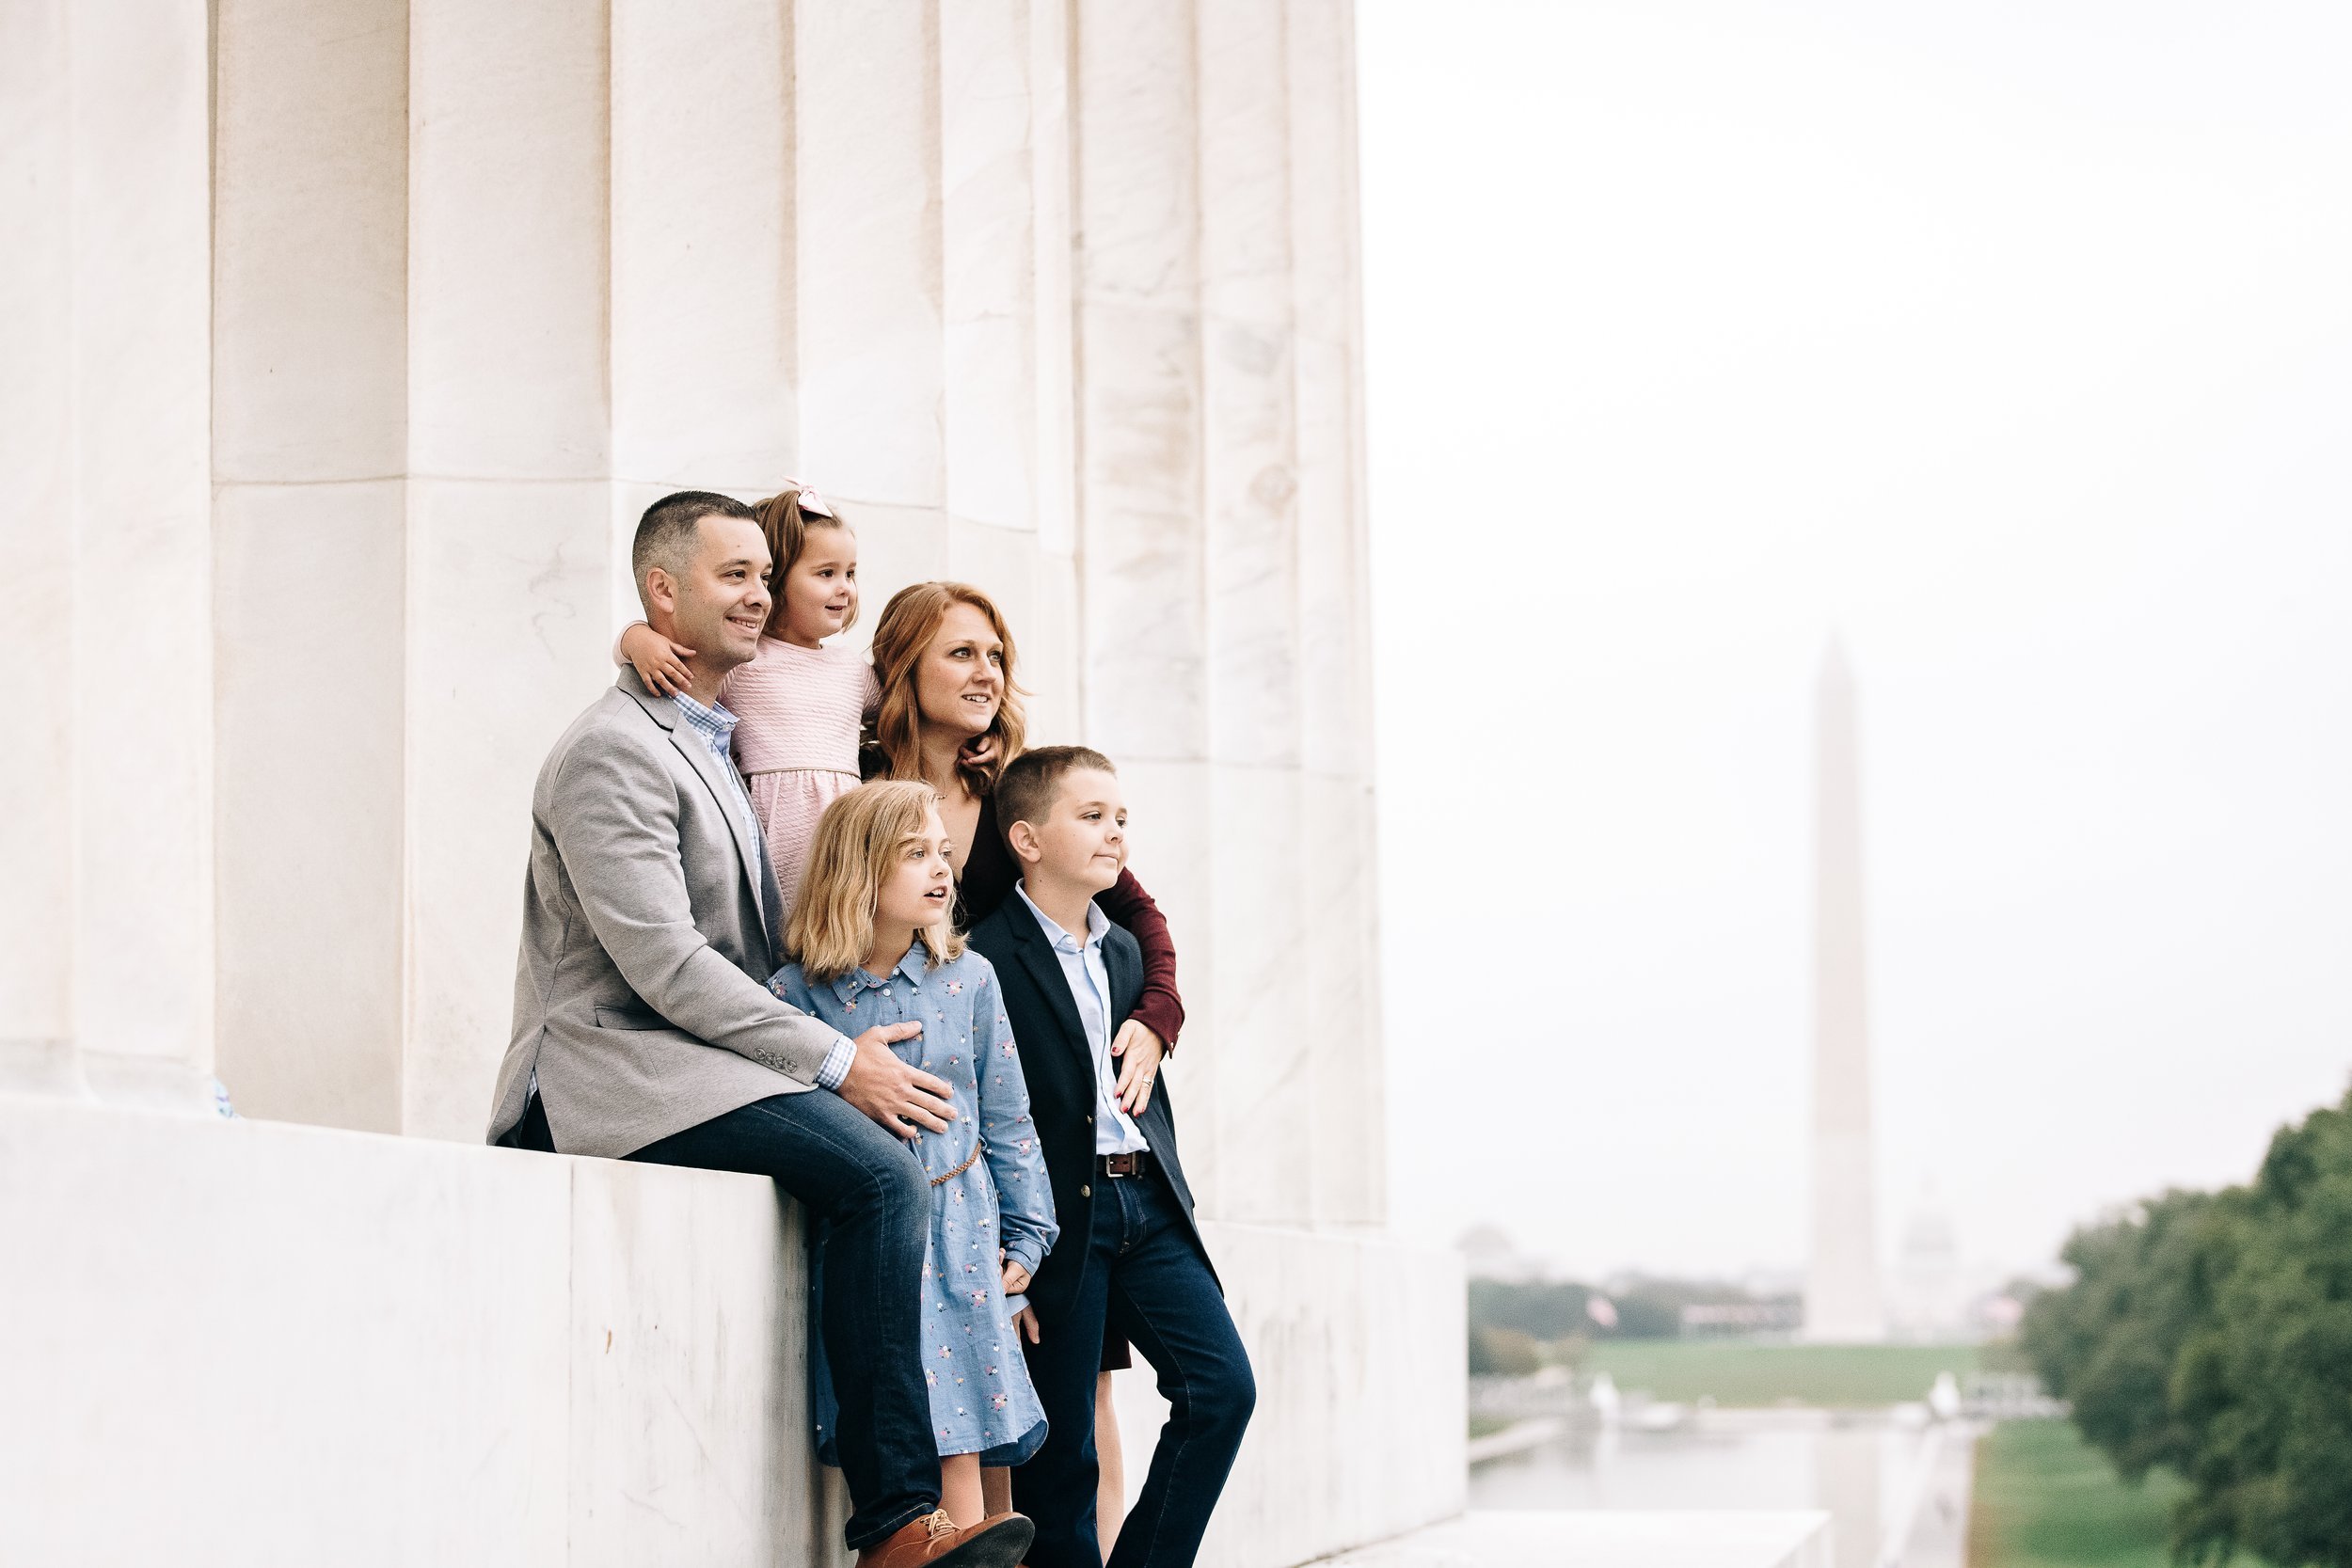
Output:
top-left (1458, 1224), bottom-right (1549, 1282)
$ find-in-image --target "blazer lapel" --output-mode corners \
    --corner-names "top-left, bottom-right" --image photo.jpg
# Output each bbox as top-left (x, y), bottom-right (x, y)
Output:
top-left (1004, 906), bottom-right (1098, 1082)
top-left (621, 671), bottom-right (769, 925)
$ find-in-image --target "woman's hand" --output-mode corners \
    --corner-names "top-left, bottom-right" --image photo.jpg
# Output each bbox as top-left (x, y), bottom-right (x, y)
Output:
top-left (621, 622), bottom-right (696, 697)
top-left (1112, 1022), bottom-right (1165, 1115)
top-left (1001, 1259), bottom-right (1032, 1296)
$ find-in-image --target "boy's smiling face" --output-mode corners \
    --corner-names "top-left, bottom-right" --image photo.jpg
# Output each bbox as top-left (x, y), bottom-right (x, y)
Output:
top-left (1021, 768), bottom-right (1127, 895)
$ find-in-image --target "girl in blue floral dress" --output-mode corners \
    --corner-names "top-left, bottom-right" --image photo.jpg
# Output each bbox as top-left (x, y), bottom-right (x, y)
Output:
top-left (773, 779), bottom-right (1058, 1528)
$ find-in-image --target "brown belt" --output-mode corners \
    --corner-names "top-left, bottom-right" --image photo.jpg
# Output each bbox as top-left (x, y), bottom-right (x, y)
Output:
top-left (1099, 1150), bottom-right (1152, 1179)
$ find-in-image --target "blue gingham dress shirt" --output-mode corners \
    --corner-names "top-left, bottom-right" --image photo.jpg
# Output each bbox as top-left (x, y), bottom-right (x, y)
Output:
top-left (672, 689), bottom-right (856, 1091)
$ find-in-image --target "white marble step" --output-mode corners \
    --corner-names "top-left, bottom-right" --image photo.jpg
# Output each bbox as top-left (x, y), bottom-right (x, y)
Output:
top-left (1321, 1510), bottom-right (1835, 1568)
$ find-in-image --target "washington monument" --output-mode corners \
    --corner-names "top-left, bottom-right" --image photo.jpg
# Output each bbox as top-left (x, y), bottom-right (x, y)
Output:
top-left (1807, 639), bottom-right (1886, 1341)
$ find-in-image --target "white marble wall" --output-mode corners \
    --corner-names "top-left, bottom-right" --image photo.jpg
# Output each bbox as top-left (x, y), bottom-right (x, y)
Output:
top-left (0, 1097), bottom-right (1458, 1568)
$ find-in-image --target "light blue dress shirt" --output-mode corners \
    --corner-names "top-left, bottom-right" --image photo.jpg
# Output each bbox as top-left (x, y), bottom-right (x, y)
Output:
top-left (1015, 882), bottom-right (1151, 1156)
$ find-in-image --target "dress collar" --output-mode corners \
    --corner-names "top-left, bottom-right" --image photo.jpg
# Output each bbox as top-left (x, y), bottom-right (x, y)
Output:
top-left (827, 941), bottom-right (935, 1006)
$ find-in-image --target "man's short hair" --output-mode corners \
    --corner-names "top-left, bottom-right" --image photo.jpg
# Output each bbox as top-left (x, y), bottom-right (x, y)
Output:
top-left (997, 745), bottom-right (1118, 836)
top-left (633, 491), bottom-right (755, 607)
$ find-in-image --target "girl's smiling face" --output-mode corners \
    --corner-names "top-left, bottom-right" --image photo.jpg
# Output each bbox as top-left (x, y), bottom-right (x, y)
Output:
top-left (875, 807), bottom-right (957, 933)
top-left (773, 523), bottom-right (857, 646)
top-left (915, 602), bottom-right (1006, 738)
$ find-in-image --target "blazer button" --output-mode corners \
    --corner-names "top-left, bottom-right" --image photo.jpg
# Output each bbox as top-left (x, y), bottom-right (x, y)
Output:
top-left (1079, 1184), bottom-right (1091, 1198)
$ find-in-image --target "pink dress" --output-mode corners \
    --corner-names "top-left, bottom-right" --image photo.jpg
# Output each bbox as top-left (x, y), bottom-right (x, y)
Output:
top-left (719, 639), bottom-right (882, 915)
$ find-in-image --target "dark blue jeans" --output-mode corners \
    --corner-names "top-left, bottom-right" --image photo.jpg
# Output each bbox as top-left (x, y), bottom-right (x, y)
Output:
top-left (628, 1092), bottom-right (936, 1551)
top-left (1015, 1168), bottom-right (1254, 1568)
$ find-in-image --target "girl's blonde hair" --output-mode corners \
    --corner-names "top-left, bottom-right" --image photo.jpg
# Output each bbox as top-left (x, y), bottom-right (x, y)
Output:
top-left (786, 780), bottom-right (963, 983)
top-left (866, 581), bottom-right (1026, 792)
top-left (751, 484), bottom-right (857, 634)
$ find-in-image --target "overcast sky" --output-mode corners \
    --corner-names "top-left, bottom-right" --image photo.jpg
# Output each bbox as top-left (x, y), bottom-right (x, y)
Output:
top-left (1359, 0), bottom-right (2352, 1281)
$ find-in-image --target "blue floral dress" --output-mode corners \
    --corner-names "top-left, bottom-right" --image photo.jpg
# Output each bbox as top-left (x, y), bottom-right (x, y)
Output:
top-left (771, 944), bottom-right (1057, 1464)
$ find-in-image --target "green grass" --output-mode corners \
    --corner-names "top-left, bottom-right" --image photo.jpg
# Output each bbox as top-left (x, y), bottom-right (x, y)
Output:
top-left (1969, 1420), bottom-right (2185, 1568)
top-left (1581, 1340), bottom-right (1983, 1408)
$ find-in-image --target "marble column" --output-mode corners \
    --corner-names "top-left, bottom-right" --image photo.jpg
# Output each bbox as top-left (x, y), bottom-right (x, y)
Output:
top-left (610, 0), bottom-right (801, 548)
top-left (1071, 0), bottom-right (1218, 1209)
top-left (211, 0), bottom-right (410, 1131)
top-left (0, 0), bottom-right (80, 1097)
top-left (940, 0), bottom-right (1077, 730)
top-left (796, 0), bottom-right (950, 598)
top-left (405, 0), bottom-right (619, 1139)
top-left (1288, 0), bottom-right (1385, 1227)
top-left (1198, 0), bottom-right (1311, 1226)
top-left (0, 2), bottom-right (218, 1110)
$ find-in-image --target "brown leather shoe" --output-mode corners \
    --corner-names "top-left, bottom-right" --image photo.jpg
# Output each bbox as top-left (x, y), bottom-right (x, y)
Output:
top-left (858, 1509), bottom-right (1035, 1568)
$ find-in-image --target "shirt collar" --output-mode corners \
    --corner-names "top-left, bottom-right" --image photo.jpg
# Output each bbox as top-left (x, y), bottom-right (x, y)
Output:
top-left (1015, 881), bottom-right (1107, 956)
top-left (669, 689), bottom-right (739, 748)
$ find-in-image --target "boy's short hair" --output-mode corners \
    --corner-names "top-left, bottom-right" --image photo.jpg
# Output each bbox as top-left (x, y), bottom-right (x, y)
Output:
top-left (997, 745), bottom-right (1117, 836)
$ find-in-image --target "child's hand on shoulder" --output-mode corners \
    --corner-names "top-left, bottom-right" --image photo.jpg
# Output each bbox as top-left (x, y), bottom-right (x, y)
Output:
top-left (621, 622), bottom-right (696, 697)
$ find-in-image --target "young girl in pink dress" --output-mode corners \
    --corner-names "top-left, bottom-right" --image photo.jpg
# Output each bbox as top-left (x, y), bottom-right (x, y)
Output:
top-left (617, 483), bottom-right (877, 913)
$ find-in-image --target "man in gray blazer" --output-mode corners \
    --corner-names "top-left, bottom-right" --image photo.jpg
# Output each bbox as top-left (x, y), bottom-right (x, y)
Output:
top-left (487, 492), bottom-right (1033, 1568)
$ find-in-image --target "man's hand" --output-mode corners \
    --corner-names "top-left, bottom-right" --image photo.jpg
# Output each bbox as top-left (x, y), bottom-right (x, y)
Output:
top-left (1112, 1020), bottom-right (1165, 1115)
top-left (960, 732), bottom-right (1000, 771)
top-left (1001, 1259), bottom-right (1033, 1296)
top-left (837, 1022), bottom-right (955, 1136)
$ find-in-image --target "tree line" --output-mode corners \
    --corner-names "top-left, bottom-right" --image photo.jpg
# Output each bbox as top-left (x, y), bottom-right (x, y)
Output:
top-left (2022, 1084), bottom-right (2352, 1567)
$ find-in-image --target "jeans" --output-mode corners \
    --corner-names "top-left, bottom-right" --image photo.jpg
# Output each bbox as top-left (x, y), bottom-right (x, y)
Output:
top-left (1015, 1168), bottom-right (1254, 1568)
top-left (628, 1092), bottom-right (937, 1551)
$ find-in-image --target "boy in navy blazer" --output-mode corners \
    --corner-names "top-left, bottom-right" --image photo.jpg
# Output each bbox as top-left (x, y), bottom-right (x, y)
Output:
top-left (965, 747), bottom-right (1253, 1568)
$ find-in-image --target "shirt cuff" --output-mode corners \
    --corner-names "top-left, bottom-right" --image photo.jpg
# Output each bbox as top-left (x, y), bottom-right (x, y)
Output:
top-left (816, 1033), bottom-right (857, 1092)
top-left (1003, 1235), bottom-right (1046, 1279)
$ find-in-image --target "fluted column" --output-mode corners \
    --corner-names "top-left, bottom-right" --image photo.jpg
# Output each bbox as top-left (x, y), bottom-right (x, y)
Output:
top-left (211, 0), bottom-right (410, 1131)
top-left (796, 0), bottom-right (950, 597)
top-left (940, 0), bottom-right (1081, 730)
top-left (610, 0), bottom-right (801, 534)
top-left (1072, 0), bottom-right (1219, 1209)
top-left (1199, 0), bottom-right (1311, 1225)
top-left (405, 0), bottom-right (620, 1138)
top-left (1289, 0), bottom-right (1385, 1227)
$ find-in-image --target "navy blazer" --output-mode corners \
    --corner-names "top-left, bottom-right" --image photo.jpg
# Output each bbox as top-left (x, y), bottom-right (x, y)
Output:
top-left (965, 898), bottom-right (1211, 1323)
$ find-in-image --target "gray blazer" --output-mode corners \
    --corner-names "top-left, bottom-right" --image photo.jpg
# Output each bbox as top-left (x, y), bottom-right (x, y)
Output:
top-left (485, 669), bottom-right (848, 1157)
